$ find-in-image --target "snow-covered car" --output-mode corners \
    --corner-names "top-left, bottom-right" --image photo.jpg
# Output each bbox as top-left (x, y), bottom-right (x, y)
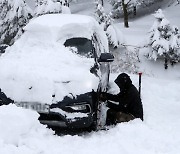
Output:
top-left (0, 14), bottom-right (113, 129)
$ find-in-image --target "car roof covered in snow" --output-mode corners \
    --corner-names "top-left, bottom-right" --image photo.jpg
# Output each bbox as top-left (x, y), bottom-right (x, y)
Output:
top-left (25, 14), bottom-right (96, 29)
top-left (24, 14), bottom-right (108, 48)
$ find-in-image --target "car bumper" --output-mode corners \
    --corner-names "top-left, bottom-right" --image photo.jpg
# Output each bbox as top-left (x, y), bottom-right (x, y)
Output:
top-left (38, 111), bottom-right (94, 129)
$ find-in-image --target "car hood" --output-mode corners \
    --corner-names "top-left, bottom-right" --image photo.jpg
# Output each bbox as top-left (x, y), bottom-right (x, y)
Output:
top-left (0, 33), bottom-right (99, 104)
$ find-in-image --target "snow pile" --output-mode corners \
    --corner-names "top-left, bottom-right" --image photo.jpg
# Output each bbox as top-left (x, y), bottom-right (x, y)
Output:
top-left (0, 14), bottom-right (111, 104)
top-left (0, 104), bottom-right (54, 145)
top-left (0, 36), bottom-right (98, 103)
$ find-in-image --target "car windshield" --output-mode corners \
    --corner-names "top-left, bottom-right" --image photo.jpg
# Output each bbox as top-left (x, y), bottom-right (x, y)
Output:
top-left (64, 38), bottom-right (94, 58)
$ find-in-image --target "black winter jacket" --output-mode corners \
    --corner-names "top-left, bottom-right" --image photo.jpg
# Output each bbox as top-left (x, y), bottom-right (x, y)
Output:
top-left (106, 84), bottom-right (143, 121)
top-left (0, 89), bottom-right (13, 106)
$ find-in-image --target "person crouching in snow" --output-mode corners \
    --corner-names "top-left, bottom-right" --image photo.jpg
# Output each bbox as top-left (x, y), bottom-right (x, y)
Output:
top-left (100, 73), bottom-right (143, 125)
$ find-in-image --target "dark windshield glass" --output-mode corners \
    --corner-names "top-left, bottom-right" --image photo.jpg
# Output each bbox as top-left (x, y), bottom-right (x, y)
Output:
top-left (64, 38), bottom-right (94, 58)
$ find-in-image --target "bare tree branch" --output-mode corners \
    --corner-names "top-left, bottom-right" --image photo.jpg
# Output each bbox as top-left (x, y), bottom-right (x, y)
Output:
top-left (127, 0), bottom-right (132, 5)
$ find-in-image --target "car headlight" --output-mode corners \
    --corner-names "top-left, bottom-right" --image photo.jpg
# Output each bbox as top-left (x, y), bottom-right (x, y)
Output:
top-left (70, 105), bottom-right (86, 110)
top-left (67, 103), bottom-right (91, 113)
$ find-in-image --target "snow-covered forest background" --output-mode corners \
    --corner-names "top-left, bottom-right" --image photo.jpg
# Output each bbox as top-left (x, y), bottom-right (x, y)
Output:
top-left (0, 0), bottom-right (180, 154)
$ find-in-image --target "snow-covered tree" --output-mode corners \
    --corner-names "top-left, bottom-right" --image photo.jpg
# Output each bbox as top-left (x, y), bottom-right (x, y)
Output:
top-left (109, 0), bottom-right (122, 19)
top-left (110, 0), bottom-right (141, 27)
top-left (109, 0), bottom-right (165, 27)
top-left (34, 0), bottom-right (62, 16)
top-left (94, 0), bottom-right (106, 25)
top-left (146, 9), bottom-right (180, 69)
top-left (94, 0), bottom-right (112, 30)
top-left (0, 0), bottom-right (32, 45)
top-left (147, 9), bottom-right (171, 60)
top-left (94, 0), bottom-right (124, 48)
top-left (60, 0), bottom-right (71, 13)
top-left (169, 26), bottom-right (180, 65)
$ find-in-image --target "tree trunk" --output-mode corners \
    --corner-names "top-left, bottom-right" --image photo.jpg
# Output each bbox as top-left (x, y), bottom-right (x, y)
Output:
top-left (101, 0), bottom-right (104, 6)
top-left (164, 55), bottom-right (168, 69)
top-left (133, 5), bottom-right (136, 16)
top-left (122, 0), bottom-right (129, 28)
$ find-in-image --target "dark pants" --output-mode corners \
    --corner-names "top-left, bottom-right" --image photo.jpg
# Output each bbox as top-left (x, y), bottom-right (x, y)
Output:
top-left (106, 109), bottom-right (135, 125)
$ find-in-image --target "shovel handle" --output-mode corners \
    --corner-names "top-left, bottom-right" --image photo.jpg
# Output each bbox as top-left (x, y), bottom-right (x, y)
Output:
top-left (139, 72), bottom-right (142, 97)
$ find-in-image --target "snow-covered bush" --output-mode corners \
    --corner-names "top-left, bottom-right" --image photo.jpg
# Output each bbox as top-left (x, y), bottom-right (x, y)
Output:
top-left (34, 0), bottom-right (71, 16)
top-left (0, 0), bottom-right (32, 45)
top-left (145, 9), bottom-right (180, 69)
top-left (110, 47), bottom-right (139, 74)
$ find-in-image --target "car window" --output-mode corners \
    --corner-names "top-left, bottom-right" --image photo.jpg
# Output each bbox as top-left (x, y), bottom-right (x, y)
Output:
top-left (64, 38), bottom-right (94, 58)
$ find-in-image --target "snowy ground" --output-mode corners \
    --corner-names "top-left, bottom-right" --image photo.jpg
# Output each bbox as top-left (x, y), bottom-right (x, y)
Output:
top-left (1, 1), bottom-right (180, 154)
top-left (1, 74), bottom-right (180, 154)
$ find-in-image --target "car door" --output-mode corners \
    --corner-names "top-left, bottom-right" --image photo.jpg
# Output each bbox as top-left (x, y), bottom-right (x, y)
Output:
top-left (92, 33), bottom-right (110, 92)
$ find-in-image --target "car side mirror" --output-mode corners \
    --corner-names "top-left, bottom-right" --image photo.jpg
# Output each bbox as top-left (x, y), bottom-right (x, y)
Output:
top-left (98, 53), bottom-right (114, 63)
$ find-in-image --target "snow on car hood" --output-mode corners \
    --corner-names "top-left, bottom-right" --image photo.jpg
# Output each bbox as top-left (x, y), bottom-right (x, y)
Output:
top-left (0, 15), bottom-right (106, 104)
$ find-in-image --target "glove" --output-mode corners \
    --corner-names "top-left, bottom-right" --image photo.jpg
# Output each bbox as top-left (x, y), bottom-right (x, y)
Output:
top-left (99, 92), bottom-right (107, 102)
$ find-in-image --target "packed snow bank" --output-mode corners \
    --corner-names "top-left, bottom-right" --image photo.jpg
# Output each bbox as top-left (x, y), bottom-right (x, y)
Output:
top-left (0, 104), bottom-right (54, 145)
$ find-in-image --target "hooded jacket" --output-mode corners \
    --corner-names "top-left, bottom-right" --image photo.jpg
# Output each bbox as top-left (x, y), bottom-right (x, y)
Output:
top-left (106, 73), bottom-right (143, 121)
top-left (0, 89), bottom-right (13, 106)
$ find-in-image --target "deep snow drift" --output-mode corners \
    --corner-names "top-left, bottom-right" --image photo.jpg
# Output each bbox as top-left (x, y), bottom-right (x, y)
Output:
top-left (0, 1), bottom-right (180, 154)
